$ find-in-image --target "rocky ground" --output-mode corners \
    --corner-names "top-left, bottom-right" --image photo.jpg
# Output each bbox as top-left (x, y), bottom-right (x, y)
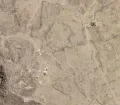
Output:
top-left (0, 0), bottom-right (120, 105)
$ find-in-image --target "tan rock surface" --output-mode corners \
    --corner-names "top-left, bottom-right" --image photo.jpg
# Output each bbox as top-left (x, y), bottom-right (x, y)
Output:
top-left (0, 0), bottom-right (120, 105)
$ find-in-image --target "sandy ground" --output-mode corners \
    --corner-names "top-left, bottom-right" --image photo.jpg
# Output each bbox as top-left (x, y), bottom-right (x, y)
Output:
top-left (0, 0), bottom-right (120, 105)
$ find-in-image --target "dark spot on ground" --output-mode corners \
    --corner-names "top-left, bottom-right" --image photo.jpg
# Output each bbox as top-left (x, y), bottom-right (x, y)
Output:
top-left (0, 65), bottom-right (7, 97)
top-left (90, 22), bottom-right (96, 27)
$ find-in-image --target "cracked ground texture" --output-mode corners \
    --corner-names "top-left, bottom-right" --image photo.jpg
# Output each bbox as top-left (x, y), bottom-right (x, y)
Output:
top-left (0, 0), bottom-right (120, 105)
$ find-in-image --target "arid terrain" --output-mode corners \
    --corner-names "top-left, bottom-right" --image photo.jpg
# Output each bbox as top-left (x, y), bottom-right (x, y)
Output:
top-left (0, 0), bottom-right (120, 105)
